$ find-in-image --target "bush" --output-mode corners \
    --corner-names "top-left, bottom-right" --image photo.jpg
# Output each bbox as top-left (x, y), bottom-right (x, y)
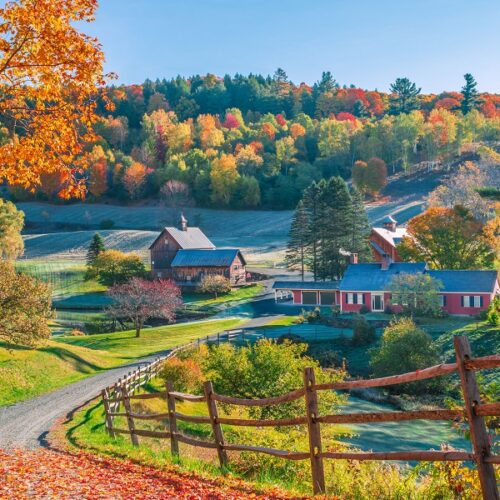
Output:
top-left (99, 218), bottom-right (115, 229)
top-left (351, 316), bottom-right (376, 346)
top-left (301, 307), bottom-right (321, 323)
top-left (160, 357), bottom-right (204, 393)
top-left (487, 296), bottom-right (500, 326)
top-left (359, 304), bottom-right (370, 314)
top-left (198, 274), bottom-right (231, 298)
top-left (69, 328), bottom-right (85, 336)
top-left (369, 317), bottom-right (444, 394)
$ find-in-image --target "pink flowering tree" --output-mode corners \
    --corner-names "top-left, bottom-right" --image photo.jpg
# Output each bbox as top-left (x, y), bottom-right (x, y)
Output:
top-left (107, 278), bottom-right (182, 337)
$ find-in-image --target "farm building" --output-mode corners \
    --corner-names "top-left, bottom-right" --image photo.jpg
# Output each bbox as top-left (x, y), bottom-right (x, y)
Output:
top-left (369, 216), bottom-right (407, 262)
top-left (171, 249), bottom-right (246, 286)
top-left (149, 215), bottom-right (246, 286)
top-left (273, 262), bottom-right (499, 316)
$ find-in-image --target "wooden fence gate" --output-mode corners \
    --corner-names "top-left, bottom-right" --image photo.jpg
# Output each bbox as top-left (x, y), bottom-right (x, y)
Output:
top-left (102, 336), bottom-right (500, 498)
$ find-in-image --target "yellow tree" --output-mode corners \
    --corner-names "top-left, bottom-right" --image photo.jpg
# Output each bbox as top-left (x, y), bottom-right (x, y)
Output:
top-left (0, 0), bottom-right (111, 198)
top-left (210, 153), bottom-right (238, 206)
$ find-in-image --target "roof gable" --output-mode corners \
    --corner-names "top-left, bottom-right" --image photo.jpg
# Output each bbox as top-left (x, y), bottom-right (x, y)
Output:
top-left (171, 249), bottom-right (245, 267)
top-left (371, 226), bottom-right (408, 248)
top-left (149, 227), bottom-right (215, 250)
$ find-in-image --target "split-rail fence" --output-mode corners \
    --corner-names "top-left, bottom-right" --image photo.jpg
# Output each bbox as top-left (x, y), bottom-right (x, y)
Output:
top-left (102, 335), bottom-right (500, 498)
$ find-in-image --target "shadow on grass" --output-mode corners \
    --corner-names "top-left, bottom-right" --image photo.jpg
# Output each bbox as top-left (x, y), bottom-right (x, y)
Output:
top-left (39, 346), bottom-right (106, 372)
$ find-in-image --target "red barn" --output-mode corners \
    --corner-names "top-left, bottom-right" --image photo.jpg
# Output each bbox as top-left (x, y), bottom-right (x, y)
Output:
top-left (369, 216), bottom-right (407, 262)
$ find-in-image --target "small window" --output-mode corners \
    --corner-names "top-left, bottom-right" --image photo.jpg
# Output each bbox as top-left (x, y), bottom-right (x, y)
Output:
top-left (347, 293), bottom-right (354, 305)
top-left (234, 265), bottom-right (239, 270)
top-left (463, 296), bottom-right (470, 307)
top-left (439, 295), bottom-right (446, 307)
top-left (357, 293), bottom-right (364, 305)
top-left (473, 296), bottom-right (481, 308)
top-left (320, 292), bottom-right (335, 306)
top-left (302, 291), bottom-right (317, 305)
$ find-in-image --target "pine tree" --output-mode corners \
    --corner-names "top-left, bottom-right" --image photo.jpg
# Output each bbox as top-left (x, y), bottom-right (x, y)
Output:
top-left (347, 187), bottom-right (371, 260)
top-left (353, 99), bottom-right (369, 118)
top-left (461, 73), bottom-right (480, 114)
top-left (302, 181), bottom-right (322, 280)
top-left (389, 77), bottom-right (421, 114)
top-left (285, 200), bottom-right (310, 280)
top-left (86, 233), bottom-right (105, 266)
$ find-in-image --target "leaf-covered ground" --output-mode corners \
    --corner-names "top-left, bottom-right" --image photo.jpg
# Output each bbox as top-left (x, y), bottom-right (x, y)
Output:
top-left (0, 448), bottom-right (293, 499)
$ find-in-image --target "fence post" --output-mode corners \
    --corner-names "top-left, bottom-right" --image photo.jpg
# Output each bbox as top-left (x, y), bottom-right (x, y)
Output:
top-left (454, 336), bottom-right (499, 500)
top-left (204, 380), bottom-right (228, 468)
top-left (122, 385), bottom-right (139, 446)
top-left (101, 389), bottom-right (115, 438)
top-left (166, 380), bottom-right (179, 458)
top-left (303, 367), bottom-right (326, 495)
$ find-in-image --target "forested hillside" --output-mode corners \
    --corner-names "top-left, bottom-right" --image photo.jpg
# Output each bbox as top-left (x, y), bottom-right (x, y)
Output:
top-left (9, 71), bottom-right (500, 209)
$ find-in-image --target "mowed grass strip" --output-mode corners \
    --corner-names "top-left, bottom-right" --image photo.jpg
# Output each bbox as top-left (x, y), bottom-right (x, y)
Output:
top-left (0, 318), bottom-right (242, 406)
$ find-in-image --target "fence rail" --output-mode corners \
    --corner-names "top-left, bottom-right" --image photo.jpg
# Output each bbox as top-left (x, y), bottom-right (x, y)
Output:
top-left (102, 335), bottom-right (499, 498)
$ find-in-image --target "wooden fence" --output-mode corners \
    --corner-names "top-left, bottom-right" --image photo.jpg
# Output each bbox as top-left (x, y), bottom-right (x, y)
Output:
top-left (102, 336), bottom-right (500, 498)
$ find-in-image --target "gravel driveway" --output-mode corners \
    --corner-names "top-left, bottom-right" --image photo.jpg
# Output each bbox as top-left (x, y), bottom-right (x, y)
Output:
top-left (0, 353), bottom-right (168, 449)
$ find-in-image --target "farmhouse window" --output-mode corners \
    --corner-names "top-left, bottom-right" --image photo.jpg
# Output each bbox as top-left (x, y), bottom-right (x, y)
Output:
top-left (347, 293), bottom-right (353, 304)
top-left (320, 292), bottom-right (335, 306)
top-left (439, 295), bottom-right (447, 307)
top-left (461, 296), bottom-right (482, 308)
top-left (357, 293), bottom-right (364, 305)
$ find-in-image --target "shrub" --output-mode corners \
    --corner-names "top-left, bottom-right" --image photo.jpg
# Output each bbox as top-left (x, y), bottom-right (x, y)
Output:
top-left (160, 357), bottom-right (204, 393)
top-left (69, 328), bottom-right (85, 336)
top-left (369, 317), bottom-right (443, 394)
top-left (301, 307), bottom-right (321, 323)
top-left (359, 304), bottom-right (370, 314)
top-left (99, 218), bottom-right (115, 229)
top-left (198, 274), bottom-right (231, 298)
top-left (351, 316), bottom-right (376, 346)
top-left (487, 296), bottom-right (500, 326)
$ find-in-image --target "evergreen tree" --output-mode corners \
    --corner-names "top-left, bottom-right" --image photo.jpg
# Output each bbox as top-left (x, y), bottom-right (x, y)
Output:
top-left (461, 73), bottom-right (480, 114)
top-left (347, 187), bottom-right (371, 260)
top-left (86, 233), bottom-right (105, 266)
top-left (353, 99), bottom-right (369, 118)
top-left (302, 181), bottom-right (322, 280)
top-left (315, 71), bottom-right (338, 94)
top-left (389, 77), bottom-right (421, 114)
top-left (285, 200), bottom-right (310, 280)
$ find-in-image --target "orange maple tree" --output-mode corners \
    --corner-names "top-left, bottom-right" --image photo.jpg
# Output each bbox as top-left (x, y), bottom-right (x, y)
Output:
top-left (0, 0), bottom-right (112, 198)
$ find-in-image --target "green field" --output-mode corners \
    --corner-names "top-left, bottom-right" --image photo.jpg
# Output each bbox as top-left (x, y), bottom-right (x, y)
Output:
top-left (0, 318), bottom-right (242, 406)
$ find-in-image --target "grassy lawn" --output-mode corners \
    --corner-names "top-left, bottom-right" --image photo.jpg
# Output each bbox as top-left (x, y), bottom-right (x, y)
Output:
top-left (0, 318), bottom-right (242, 406)
top-left (183, 284), bottom-right (263, 308)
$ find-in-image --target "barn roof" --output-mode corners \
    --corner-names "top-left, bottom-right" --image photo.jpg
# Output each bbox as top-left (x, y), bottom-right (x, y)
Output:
top-left (339, 262), bottom-right (427, 291)
top-left (273, 281), bottom-right (339, 290)
top-left (371, 226), bottom-right (408, 248)
top-left (171, 249), bottom-right (245, 267)
top-left (149, 227), bottom-right (215, 250)
top-left (428, 270), bottom-right (499, 293)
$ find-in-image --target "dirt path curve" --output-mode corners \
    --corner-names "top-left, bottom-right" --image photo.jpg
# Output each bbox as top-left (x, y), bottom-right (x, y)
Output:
top-left (0, 352), bottom-right (168, 449)
top-left (0, 448), bottom-right (289, 499)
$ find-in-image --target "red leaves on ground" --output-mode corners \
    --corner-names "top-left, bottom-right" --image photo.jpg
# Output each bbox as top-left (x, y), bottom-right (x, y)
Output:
top-left (0, 448), bottom-right (291, 499)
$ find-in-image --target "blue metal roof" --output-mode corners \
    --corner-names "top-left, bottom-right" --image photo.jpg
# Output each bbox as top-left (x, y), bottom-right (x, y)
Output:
top-left (339, 263), bottom-right (427, 291)
top-left (273, 281), bottom-right (339, 290)
top-left (171, 249), bottom-right (245, 267)
top-left (428, 270), bottom-right (498, 293)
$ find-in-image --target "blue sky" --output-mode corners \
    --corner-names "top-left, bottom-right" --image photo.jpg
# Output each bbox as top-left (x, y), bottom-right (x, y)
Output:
top-left (88, 0), bottom-right (500, 92)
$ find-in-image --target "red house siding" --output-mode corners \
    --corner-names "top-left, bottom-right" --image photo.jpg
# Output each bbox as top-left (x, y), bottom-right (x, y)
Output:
top-left (440, 293), bottom-right (492, 315)
top-left (292, 290), bottom-right (302, 304)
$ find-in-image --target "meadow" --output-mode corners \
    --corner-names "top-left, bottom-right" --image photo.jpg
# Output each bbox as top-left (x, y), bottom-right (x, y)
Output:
top-left (0, 318), bottom-right (242, 406)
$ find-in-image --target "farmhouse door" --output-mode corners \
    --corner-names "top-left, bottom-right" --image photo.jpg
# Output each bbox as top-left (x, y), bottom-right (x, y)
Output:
top-left (371, 294), bottom-right (384, 312)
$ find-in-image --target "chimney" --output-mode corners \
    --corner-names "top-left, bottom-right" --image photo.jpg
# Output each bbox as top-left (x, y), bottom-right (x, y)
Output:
top-left (381, 255), bottom-right (391, 270)
top-left (180, 213), bottom-right (188, 231)
top-left (349, 253), bottom-right (358, 265)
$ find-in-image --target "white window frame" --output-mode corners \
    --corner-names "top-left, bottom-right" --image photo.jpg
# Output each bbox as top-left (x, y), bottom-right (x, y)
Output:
top-left (473, 296), bottom-right (481, 308)
top-left (347, 293), bottom-right (354, 305)
top-left (357, 293), bottom-right (363, 305)
top-left (439, 295), bottom-right (445, 307)
top-left (463, 295), bottom-right (471, 307)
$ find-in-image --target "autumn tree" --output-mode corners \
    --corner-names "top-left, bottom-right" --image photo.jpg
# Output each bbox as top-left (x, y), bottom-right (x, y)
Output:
top-left (389, 77), bottom-right (421, 114)
top-left (161, 179), bottom-right (194, 208)
top-left (0, 261), bottom-right (53, 346)
top-left (0, 198), bottom-right (24, 260)
top-left (107, 278), bottom-right (182, 337)
top-left (198, 274), bottom-right (231, 298)
top-left (210, 153), bottom-right (239, 206)
top-left (87, 249), bottom-right (146, 286)
top-left (364, 157), bottom-right (387, 196)
top-left (123, 162), bottom-right (148, 199)
top-left (0, 0), bottom-right (110, 198)
top-left (397, 206), bottom-right (496, 269)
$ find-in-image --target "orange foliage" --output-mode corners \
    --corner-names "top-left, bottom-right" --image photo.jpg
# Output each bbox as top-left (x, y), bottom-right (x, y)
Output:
top-left (123, 162), bottom-right (147, 199)
top-left (88, 158), bottom-right (108, 198)
top-left (290, 123), bottom-right (306, 139)
top-left (0, 0), bottom-right (112, 198)
top-left (261, 122), bottom-right (276, 140)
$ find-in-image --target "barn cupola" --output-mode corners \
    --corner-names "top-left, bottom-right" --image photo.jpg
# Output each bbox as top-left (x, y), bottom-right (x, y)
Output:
top-left (382, 215), bottom-right (397, 232)
top-left (179, 213), bottom-right (188, 231)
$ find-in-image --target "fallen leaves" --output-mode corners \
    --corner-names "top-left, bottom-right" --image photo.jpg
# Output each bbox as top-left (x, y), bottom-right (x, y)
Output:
top-left (0, 448), bottom-right (293, 499)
